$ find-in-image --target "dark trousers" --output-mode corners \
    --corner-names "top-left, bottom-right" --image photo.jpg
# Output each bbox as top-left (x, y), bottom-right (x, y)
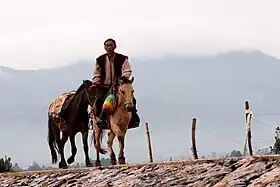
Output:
top-left (95, 87), bottom-right (111, 117)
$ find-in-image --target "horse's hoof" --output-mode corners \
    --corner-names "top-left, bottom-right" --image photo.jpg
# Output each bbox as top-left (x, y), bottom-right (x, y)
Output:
top-left (111, 159), bottom-right (117, 165)
top-left (110, 154), bottom-right (117, 165)
top-left (95, 161), bottom-right (101, 167)
top-left (86, 162), bottom-right (93, 167)
top-left (59, 161), bottom-right (68, 169)
top-left (67, 157), bottom-right (75, 165)
top-left (118, 157), bottom-right (126, 165)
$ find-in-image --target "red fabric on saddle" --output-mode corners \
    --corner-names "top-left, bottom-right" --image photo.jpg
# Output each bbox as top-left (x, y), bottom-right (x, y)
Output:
top-left (49, 91), bottom-right (76, 131)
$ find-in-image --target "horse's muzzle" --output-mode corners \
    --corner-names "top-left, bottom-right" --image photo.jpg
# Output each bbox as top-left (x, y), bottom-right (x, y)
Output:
top-left (126, 103), bottom-right (134, 112)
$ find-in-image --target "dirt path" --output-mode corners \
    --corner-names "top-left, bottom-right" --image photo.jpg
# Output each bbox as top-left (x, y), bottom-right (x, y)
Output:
top-left (1, 155), bottom-right (280, 187)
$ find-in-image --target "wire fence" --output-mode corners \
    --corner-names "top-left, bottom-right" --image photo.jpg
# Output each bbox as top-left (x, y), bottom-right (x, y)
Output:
top-left (138, 108), bottom-right (280, 163)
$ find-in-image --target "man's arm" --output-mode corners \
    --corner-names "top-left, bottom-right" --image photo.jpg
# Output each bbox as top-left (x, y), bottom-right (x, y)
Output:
top-left (121, 57), bottom-right (132, 79)
top-left (92, 60), bottom-right (101, 85)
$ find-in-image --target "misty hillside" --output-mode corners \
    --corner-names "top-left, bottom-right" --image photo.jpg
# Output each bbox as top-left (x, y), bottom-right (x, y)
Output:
top-left (1, 50), bottom-right (280, 167)
top-left (1, 50), bottom-right (279, 127)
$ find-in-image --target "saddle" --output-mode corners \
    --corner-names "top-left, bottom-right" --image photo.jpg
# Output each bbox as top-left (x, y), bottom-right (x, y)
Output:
top-left (48, 91), bottom-right (76, 131)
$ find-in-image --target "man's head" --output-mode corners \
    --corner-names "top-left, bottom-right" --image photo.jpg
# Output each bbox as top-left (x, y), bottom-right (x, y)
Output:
top-left (104, 38), bottom-right (116, 56)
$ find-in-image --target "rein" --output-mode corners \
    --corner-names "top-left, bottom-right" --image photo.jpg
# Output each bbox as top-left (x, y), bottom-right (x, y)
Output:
top-left (83, 85), bottom-right (96, 130)
top-left (84, 88), bottom-right (94, 107)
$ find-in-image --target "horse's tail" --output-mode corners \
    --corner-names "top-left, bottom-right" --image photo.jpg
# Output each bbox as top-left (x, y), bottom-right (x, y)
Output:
top-left (48, 115), bottom-right (59, 164)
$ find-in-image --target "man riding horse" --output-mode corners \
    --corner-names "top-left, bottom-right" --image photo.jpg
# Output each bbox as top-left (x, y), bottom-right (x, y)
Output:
top-left (90, 38), bottom-right (140, 129)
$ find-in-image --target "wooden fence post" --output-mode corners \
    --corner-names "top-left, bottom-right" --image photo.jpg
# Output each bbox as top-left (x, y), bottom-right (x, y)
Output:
top-left (244, 101), bottom-right (253, 156)
top-left (191, 118), bottom-right (198, 159)
top-left (145, 122), bottom-right (153, 163)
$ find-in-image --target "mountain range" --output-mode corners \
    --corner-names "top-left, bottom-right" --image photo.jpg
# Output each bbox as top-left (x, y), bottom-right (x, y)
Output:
top-left (1, 50), bottom-right (280, 168)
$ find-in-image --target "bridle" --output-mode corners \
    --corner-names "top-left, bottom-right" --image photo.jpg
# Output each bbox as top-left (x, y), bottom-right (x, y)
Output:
top-left (117, 84), bottom-right (134, 109)
top-left (83, 83), bottom-right (96, 130)
top-left (84, 87), bottom-right (95, 107)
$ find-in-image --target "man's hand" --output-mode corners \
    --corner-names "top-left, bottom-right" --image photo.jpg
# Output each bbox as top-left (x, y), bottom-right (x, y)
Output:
top-left (112, 85), bottom-right (118, 94)
top-left (89, 84), bottom-right (97, 92)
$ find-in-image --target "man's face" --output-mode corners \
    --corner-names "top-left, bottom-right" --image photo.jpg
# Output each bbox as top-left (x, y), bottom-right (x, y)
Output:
top-left (104, 40), bottom-right (115, 55)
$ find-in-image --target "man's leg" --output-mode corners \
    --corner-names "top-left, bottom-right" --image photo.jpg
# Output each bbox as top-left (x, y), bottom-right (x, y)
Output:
top-left (96, 88), bottom-right (110, 129)
top-left (95, 88), bottom-right (108, 128)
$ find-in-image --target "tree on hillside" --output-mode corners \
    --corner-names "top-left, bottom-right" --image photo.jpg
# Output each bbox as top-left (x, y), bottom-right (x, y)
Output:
top-left (256, 148), bottom-right (272, 155)
top-left (271, 127), bottom-right (280, 154)
top-left (230, 149), bottom-right (242, 157)
top-left (27, 161), bottom-right (41, 171)
top-left (41, 165), bottom-right (55, 170)
top-left (0, 155), bottom-right (12, 173)
top-left (12, 163), bottom-right (22, 172)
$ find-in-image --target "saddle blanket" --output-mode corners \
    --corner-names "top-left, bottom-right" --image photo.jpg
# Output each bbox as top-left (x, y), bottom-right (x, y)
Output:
top-left (48, 90), bottom-right (76, 118)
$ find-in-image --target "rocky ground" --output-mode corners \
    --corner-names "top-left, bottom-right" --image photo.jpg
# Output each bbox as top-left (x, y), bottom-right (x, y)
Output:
top-left (1, 156), bottom-right (280, 187)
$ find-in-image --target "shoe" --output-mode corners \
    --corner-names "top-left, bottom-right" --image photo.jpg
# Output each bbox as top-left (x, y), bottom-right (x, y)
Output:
top-left (134, 113), bottom-right (140, 127)
top-left (96, 120), bottom-right (108, 129)
top-left (128, 112), bottom-right (140, 129)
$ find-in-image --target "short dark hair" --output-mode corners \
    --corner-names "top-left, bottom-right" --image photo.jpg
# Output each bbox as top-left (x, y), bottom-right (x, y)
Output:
top-left (104, 38), bottom-right (116, 47)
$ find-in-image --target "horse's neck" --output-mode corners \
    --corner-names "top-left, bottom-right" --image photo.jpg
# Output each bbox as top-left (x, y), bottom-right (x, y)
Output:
top-left (71, 89), bottom-right (88, 112)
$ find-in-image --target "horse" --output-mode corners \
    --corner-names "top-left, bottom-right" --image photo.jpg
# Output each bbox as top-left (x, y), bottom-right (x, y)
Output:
top-left (92, 77), bottom-right (135, 166)
top-left (48, 80), bottom-right (96, 169)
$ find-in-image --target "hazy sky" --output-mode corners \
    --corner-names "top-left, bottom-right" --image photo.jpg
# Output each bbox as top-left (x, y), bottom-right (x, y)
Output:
top-left (0, 0), bottom-right (279, 69)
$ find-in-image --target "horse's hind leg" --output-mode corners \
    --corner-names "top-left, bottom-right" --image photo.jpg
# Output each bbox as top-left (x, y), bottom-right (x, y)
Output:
top-left (58, 133), bottom-right (68, 169)
top-left (67, 134), bottom-right (77, 165)
top-left (117, 134), bottom-right (126, 165)
top-left (82, 131), bottom-right (93, 167)
top-left (107, 130), bottom-right (116, 165)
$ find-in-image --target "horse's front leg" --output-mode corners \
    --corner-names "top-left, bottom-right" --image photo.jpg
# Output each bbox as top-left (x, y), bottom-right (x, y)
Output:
top-left (94, 128), bottom-right (102, 167)
top-left (117, 134), bottom-right (126, 165)
top-left (82, 130), bottom-right (93, 167)
top-left (107, 130), bottom-right (116, 165)
top-left (67, 134), bottom-right (77, 165)
top-left (58, 132), bottom-right (68, 169)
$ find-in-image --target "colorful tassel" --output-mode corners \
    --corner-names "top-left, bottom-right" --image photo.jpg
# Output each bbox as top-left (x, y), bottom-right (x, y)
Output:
top-left (102, 94), bottom-right (117, 113)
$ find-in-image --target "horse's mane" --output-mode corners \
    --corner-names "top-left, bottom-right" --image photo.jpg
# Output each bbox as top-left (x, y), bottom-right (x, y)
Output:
top-left (65, 79), bottom-right (92, 117)
top-left (68, 79), bottom-right (92, 108)
top-left (76, 80), bottom-right (92, 94)
top-left (118, 77), bottom-right (134, 85)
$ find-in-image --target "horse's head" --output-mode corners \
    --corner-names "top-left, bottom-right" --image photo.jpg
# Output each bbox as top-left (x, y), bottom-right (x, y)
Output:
top-left (81, 80), bottom-right (96, 106)
top-left (117, 77), bottom-right (135, 112)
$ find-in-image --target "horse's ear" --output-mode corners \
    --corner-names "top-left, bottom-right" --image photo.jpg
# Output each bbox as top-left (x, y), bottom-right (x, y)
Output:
top-left (82, 80), bottom-right (90, 88)
top-left (118, 78), bottom-right (123, 85)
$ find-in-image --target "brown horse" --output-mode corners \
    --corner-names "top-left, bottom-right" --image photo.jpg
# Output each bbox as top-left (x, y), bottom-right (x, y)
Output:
top-left (48, 80), bottom-right (96, 169)
top-left (92, 77), bottom-right (135, 166)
